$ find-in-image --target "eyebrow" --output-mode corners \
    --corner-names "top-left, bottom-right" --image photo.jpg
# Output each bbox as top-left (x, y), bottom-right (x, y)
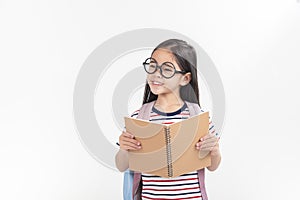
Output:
top-left (150, 57), bottom-right (175, 66)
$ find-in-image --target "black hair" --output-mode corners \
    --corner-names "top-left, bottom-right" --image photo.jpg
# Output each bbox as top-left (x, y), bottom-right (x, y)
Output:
top-left (142, 39), bottom-right (200, 107)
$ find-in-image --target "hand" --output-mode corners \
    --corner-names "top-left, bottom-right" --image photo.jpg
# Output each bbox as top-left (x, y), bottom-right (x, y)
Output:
top-left (195, 132), bottom-right (220, 157)
top-left (119, 131), bottom-right (142, 151)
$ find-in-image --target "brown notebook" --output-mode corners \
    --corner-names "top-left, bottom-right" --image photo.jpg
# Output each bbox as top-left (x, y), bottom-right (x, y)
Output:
top-left (124, 111), bottom-right (211, 178)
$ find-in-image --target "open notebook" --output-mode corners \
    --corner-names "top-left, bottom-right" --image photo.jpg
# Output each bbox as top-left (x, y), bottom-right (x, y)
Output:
top-left (124, 111), bottom-right (211, 178)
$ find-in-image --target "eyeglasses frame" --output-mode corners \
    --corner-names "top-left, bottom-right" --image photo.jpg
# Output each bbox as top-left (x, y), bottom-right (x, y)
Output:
top-left (142, 57), bottom-right (186, 79)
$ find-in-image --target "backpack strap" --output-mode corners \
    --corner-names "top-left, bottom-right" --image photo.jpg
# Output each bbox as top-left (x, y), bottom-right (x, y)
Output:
top-left (185, 101), bottom-right (201, 116)
top-left (136, 100), bottom-right (155, 120)
top-left (197, 169), bottom-right (208, 200)
top-left (132, 172), bottom-right (141, 200)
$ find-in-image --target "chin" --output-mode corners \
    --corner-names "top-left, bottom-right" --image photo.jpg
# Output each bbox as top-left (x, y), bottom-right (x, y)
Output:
top-left (150, 90), bottom-right (160, 95)
top-left (150, 89), bottom-right (168, 96)
top-left (149, 88), bottom-right (161, 95)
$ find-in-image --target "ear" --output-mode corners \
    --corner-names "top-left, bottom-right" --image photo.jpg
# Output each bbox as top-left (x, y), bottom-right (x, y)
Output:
top-left (180, 72), bottom-right (191, 86)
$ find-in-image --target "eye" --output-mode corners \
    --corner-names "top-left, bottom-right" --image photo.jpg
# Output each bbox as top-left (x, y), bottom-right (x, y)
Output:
top-left (162, 64), bottom-right (174, 72)
top-left (149, 64), bottom-right (156, 69)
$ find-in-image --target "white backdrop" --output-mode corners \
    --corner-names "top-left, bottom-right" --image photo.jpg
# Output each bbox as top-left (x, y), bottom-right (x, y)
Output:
top-left (1, 0), bottom-right (300, 199)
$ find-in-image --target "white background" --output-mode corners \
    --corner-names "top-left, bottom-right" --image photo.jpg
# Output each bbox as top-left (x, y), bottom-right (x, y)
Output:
top-left (1, 0), bottom-right (300, 199)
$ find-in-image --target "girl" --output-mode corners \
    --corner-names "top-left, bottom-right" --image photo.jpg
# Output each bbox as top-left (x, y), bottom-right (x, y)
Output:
top-left (115, 39), bottom-right (221, 200)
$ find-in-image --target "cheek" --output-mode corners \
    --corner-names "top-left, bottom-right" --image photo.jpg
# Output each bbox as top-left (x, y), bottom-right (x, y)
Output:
top-left (147, 73), bottom-right (160, 80)
top-left (164, 79), bottom-right (181, 89)
top-left (146, 74), bottom-right (154, 83)
top-left (146, 74), bottom-right (150, 82)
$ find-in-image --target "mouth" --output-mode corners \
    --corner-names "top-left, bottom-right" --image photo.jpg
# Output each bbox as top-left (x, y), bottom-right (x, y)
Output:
top-left (149, 80), bottom-right (164, 86)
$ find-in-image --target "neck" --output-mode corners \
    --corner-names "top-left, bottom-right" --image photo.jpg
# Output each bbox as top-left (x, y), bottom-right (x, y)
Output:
top-left (154, 91), bottom-right (184, 112)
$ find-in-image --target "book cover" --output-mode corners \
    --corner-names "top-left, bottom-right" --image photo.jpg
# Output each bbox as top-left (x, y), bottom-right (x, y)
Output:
top-left (124, 111), bottom-right (211, 178)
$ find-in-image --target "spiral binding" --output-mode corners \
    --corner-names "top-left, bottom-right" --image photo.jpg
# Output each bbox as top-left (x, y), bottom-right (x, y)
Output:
top-left (164, 126), bottom-right (173, 177)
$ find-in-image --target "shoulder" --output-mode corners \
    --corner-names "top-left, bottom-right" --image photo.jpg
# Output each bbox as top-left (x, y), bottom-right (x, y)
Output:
top-left (186, 102), bottom-right (220, 138)
top-left (130, 101), bottom-right (156, 119)
top-left (197, 106), bottom-right (210, 114)
top-left (130, 108), bottom-right (140, 119)
top-left (185, 101), bottom-right (207, 114)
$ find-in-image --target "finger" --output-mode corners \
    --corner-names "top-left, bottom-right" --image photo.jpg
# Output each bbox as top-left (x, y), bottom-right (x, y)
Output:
top-left (119, 135), bottom-right (133, 145)
top-left (200, 143), bottom-right (219, 152)
top-left (198, 139), bottom-right (217, 149)
top-left (197, 137), bottom-right (216, 149)
top-left (121, 143), bottom-right (141, 150)
top-left (200, 139), bottom-right (218, 148)
top-left (121, 141), bottom-right (142, 150)
top-left (122, 131), bottom-right (135, 139)
top-left (120, 134), bottom-right (141, 144)
top-left (203, 132), bottom-right (216, 140)
top-left (197, 139), bottom-right (217, 150)
top-left (200, 141), bottom-right (219, 150)
top-left (198, 132), bottom-right (214, 142)
top-left (121, 137), bottom-right (141, 146)
top-left (202, 136), bottom-right (218, 144)
top-left (199, 136), bottom-right (218, 145)
top-left (195, 142), bottom-right (200, 149)
top-left (199, 133), bottom-right (218, 144)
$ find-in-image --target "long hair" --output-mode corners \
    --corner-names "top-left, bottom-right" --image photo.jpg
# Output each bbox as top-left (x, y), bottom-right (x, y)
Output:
top-left (142, 39), bottom-right (200, 107)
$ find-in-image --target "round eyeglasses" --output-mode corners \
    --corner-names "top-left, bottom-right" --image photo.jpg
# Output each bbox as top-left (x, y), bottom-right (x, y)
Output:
top-left (143, 58), bottom-right (186, 79)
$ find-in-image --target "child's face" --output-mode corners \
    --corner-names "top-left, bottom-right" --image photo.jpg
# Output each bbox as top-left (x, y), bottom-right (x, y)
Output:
top-left (146, 48), bottom-right (191, 96)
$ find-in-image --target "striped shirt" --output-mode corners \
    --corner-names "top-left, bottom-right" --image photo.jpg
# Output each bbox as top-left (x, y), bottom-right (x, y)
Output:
top-left (130, 102), bottom-right (218, 200)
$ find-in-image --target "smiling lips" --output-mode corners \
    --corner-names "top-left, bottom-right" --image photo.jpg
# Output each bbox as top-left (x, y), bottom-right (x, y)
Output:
top-left (150, 80), bottom-right (163, 86)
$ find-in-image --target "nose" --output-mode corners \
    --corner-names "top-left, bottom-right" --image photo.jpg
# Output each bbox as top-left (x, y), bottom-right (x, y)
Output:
top-left (153, 68), bottom-right (162, 78)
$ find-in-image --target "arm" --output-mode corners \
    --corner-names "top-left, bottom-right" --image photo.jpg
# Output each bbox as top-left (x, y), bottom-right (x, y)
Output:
top-left (206, 141), bottom-right (221, 171)
top-left (195, 117), bottom-right (222, 171)
top-left (115, 148), bottom-right (129, 172)
top-left (196, 135), bottom-right (221, 171)
top-left (115, 131), bottom-right (141, 172)
top-left (115, 109), bottom-right (141, 172)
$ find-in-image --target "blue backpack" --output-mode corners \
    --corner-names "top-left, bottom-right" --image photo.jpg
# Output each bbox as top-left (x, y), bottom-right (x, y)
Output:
top-left (123, 100), bottom-right (209, 200)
